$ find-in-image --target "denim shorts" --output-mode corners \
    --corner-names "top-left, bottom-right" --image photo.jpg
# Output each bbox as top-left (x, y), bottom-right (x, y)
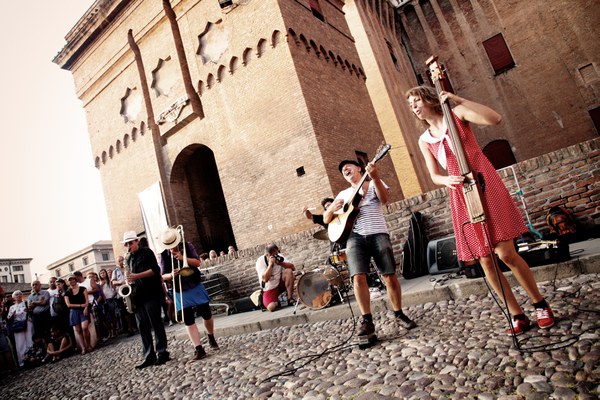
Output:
top-left (346, 232), bottom-right (397, 277)
top-left (69, 308), bottom-right (89, 326)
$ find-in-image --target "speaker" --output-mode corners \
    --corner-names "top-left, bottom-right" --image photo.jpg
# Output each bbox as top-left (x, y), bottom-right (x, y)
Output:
top-left (427, 236), bottom-right (463, 275)
top-left (231, 297), bottom-right (258, 314)
top-left (462, 240), bottom-right (570, 279)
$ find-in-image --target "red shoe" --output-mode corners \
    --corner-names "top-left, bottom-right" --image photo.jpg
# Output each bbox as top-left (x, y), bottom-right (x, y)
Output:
top-left (535, 306), bottom-right (555, 329)
top-left (506, 316), bottom-right (531, 336)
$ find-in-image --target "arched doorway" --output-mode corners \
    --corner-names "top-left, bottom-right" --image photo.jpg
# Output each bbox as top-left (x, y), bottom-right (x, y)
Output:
top-left (483, 139), bottom-right (517, 169)
top-left (170, 144), bottom-right (236, 255)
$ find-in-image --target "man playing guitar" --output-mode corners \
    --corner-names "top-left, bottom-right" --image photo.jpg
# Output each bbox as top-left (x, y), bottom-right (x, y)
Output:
top-left (324, 158), bottom-right (416, 345)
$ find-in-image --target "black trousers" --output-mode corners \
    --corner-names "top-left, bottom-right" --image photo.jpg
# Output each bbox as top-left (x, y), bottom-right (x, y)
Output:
top-left (32, 310), bottom-right (51, 338)
top-left (134, 299), bottom-right (168, 360)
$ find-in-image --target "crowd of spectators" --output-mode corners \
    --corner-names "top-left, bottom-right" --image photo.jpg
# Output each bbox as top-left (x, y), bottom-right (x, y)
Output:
top-left (0, 267), bottom-right (141, 373)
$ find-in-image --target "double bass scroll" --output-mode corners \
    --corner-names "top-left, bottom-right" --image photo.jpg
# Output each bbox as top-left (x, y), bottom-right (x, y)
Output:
top-left (426, 56), bottom-right (486, 224)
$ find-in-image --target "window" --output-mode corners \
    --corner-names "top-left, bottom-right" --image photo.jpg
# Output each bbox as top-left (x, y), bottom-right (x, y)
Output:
top-left (12, 265), bottom-right (23, 272)
top-left (14, 274), bottom-right (25, 283)
top-left (102, 253), bottom-right (109, 261)
top-left (386, 41), bottom-right (401, 72)
top-left (589, 106), bottom-right (600, 135)
top-left (482, 33), bottom-right (515, 75)
top-left (1, 276), bottom-right (7, 283)
top-left (69, 263), bottom-right (74, 272)
top-left (310, 0), bottom-right (324, 22)
top-left (56, 269), bottom-right (61, 278)
top-left (82, 257), bottom-right (88, 266)
top-left (579, 63), bottom-right (598, 85)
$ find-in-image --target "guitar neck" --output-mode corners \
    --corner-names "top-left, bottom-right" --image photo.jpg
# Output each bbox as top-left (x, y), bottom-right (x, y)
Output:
top-left (427, 58), bottom-right (486, 223)
top-left (350, 172), bottom-right (369, 200)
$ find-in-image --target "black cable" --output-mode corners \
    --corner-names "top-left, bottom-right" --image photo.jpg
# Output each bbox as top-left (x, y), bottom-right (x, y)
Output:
top-left (429, 271), bottom-right (463, 288)
top-left (460, 222), bottom-right (599, 353)
top-left (258, 269), bottom-right (359, 383)
top-left (460, 221), bottom-right (521, 347)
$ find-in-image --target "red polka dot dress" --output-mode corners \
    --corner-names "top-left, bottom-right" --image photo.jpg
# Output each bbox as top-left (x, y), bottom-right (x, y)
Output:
top-left (421, 112), bottom-right (527, 261)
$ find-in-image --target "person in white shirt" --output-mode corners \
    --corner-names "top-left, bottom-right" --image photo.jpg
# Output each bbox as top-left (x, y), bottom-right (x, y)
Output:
top-left (324, 159), bottom-right (416, 340)
top-left (255, 244), bottom-right (295, 312)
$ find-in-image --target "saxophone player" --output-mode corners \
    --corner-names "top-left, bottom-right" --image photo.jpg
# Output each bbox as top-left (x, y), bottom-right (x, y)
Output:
top-left (111, 255), bottom-right (136, 336)
top-left (121, 231), bottom-right (170, 369)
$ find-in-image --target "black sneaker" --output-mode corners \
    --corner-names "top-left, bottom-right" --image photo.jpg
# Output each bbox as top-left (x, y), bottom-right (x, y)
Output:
top-left (154, 352), bottom-right (170, 366)
top-left (208, 335), bottom-right (219, 350)
top-left (194, 345), bottom-right (206, 360)
top-left (396, 313), bottom-right (417, 330)
top-left (135, 355), bottom-right (157, 369)
top-left (358, 319), bottom-right (375, 336)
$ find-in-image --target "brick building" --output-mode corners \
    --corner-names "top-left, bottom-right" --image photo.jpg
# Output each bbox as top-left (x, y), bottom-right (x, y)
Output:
top-left (54, 0), bottom-right (598, 259)
top-left (344, 0), bottom-right (599, 193)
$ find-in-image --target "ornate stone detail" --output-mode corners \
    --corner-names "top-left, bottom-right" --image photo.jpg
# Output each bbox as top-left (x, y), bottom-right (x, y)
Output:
top-left (120, 87), bottom-right (143, 123)
top-left (197, 20), bottom-right (230, 65)
top-left (156, 94), bottom-right (189, 125)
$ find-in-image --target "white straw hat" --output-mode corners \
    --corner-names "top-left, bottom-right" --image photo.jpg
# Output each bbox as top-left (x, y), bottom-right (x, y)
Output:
top-left (160, 227), bottom-right (181, 249)
top-left (121, 230), bottom-right (140, 243)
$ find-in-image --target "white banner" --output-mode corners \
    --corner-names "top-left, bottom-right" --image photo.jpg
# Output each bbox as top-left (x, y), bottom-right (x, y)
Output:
top-left (138, 182), bottom-right (169, 254)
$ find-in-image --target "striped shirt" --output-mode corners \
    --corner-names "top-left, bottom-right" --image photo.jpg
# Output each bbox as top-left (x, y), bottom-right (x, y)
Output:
top-left (334, 180), bottom-right (389, 235)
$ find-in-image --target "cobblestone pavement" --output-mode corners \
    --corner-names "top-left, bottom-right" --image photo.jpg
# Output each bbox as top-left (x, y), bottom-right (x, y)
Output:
top-left (2, 274), bottom-right (599, 399)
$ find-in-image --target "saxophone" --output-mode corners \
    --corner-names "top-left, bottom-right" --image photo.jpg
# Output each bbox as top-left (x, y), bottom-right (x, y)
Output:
top-left (118, 251), bottom-right (135, 314)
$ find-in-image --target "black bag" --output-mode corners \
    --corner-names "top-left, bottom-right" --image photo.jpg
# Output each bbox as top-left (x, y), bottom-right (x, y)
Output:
top-left (52, 294), bottom-right (66, 315)
top-left (10, 318), bottom-right (27, 333)
top-left (401, 211), bottom-right (429, 279)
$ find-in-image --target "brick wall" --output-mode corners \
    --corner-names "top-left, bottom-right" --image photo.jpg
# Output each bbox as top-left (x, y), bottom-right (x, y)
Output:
top-left (209, 138), bottom-right (599, 302)
top-left (397, 0), bottom-right (599, 162)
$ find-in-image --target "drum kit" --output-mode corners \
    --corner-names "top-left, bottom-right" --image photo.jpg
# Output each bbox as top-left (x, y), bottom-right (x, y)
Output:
top-left (296, 229), bottom-right (384, 311)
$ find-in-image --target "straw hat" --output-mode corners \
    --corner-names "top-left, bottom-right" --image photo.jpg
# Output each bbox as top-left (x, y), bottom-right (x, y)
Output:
top-left (160, 227), bottom-right (181, 250)
top-left (121, 230), bottom-right (140, 243)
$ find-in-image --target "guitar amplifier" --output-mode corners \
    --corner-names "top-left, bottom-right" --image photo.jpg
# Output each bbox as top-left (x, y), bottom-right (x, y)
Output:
top-left (519, 241), bottom-right (571, 266)
top-left (427, 236), bottom-right (463, 275)
top-left (463, 241), bottom-right (570, 279)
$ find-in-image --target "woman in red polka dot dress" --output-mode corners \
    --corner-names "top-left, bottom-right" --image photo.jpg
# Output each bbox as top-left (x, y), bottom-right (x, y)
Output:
top-left (406, 85), bottom-right (555, 335)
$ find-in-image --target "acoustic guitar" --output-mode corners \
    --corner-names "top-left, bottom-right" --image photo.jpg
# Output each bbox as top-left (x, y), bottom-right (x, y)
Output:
top-left (426, 56), bottom-right (486, 223)
top-left (327, 144), bottom-right (391, 243)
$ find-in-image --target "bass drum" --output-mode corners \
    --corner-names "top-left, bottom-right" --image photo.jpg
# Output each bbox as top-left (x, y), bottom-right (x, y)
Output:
top-left (297, 266), bottom-right (342, 310)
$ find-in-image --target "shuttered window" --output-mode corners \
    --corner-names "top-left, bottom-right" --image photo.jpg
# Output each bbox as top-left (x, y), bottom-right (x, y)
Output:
top-left (482, 33), bottom-right (515, 75)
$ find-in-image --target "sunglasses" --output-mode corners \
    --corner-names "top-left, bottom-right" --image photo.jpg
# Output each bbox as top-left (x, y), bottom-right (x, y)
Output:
top-left (124, 241), bottom-right (136, 247)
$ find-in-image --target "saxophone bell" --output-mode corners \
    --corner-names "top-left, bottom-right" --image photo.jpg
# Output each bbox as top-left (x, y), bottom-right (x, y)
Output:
top-left (120, 251), bottom-right (135, 314)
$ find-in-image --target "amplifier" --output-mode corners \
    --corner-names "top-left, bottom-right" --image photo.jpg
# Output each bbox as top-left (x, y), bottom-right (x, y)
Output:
top-left (463, 241), bottom-right (570, 279)
top-left (231, 297), bottom-right (259, 314)
top-left (427, 236), bottom-right (463, 275)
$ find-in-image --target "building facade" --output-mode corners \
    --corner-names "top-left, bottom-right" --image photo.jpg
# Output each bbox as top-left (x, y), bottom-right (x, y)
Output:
top-left (54, 0), bottom-right (400, 255)
top-left (54, 0), bottom-right (598, 258)
top-left (46, 241), bottom-right (115, 279)
top-left (0, 258), bottom-right (33, 284)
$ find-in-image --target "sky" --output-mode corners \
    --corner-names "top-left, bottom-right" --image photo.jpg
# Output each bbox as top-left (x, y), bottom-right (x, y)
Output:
top-left (0, 1), bottom-right (111, 282)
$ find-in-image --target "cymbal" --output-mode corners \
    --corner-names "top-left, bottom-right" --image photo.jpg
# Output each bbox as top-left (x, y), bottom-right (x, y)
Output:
top-left (313, 229), bottom-right (329, 241)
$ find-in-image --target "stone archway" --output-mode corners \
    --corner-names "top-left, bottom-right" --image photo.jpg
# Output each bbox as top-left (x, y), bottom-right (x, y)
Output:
top-left (170, 144), bottom-right (236, 255)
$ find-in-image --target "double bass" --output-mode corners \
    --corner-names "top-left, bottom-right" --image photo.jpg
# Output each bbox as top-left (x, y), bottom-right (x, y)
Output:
top-left (426, 56), bottom-right (486, 224)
